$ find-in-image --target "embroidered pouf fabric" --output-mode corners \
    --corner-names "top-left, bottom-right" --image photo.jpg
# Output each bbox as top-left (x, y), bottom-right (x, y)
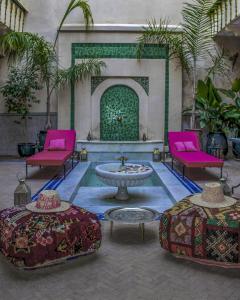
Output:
top-left (160, 198), bottom-right (240, 268)
top-left (0, 205), bottom-right (101, 269)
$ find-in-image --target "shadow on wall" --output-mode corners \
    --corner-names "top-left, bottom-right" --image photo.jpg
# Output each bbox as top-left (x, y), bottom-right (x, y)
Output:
top-left (0, 113), bottom-right (57, 156)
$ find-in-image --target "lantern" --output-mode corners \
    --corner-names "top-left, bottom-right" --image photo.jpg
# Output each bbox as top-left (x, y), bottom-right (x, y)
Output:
top-left (80, 148), bottom-right (88, 161)
top-left (152, 148), bottom-right (161, 162)
top-left (14, 177), bottom-right (31, 207)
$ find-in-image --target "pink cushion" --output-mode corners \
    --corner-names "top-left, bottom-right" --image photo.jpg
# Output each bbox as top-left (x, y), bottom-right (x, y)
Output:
top-left (184, 141), bottom-right (197, 152)
top-left (48, 139), bottom-right (66, 151)
top-left (174, 142), bottom-right (186, 152)
top-left (173, 151), bottom-right (224, 167)
top-left (168, 132), bottom-right (201, 157)
top-left (27, 151), bottom-right (72, 166)
top-left (44, 130), bottom-right (76, 152)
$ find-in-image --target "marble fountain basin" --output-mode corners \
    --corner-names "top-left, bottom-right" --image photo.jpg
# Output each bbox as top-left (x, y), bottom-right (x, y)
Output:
top-left (95, 163), bottom-right (153, 200)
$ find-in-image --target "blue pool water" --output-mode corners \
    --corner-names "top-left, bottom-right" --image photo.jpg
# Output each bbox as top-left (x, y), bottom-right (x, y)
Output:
top-left (79, 162), bottom-right (162, 187)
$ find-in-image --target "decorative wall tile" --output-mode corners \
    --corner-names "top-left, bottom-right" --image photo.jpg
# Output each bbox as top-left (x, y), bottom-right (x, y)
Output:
top-left (100, 85), bottom-right (139, 141)
top-left (71, 42), bottom-right (169, 144)
top-left (72, 43), bottom-right (167, 60)
top-left (91, 76), bottom-right (149, 95)
top-left (132, 77), bottom-right (149, 95)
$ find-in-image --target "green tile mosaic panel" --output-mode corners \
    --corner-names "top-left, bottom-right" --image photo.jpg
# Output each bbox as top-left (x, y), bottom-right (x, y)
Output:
top-left (71, 43), bottom-right (170, 144)
top-left (100, 85), bottom-right (139, 141)
top-left (72, 43), bottom-right (167, 60)
top-left (91, 76), bottom-right (149, 95)
top-left (133, 77), bottom-right (149, 95)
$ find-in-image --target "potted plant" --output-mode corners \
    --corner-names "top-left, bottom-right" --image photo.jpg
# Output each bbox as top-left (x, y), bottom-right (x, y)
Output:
top-left (219, 79), bottom-right (240, 159)
top-left (1, 66), bottom-right (41, 157)
top-left (196, 77), bottom-right (229, 157)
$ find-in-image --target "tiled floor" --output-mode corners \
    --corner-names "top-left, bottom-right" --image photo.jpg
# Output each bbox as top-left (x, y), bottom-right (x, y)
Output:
top-left (0, 158), bottom-right (240, 300)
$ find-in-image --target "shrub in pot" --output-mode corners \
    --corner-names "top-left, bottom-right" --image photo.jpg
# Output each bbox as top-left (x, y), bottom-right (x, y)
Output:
top-left (219, 78), bottom-right (240, 159)
top-left (196, 77), bottom-right (229, 157)
top-left (1, 66), bottom-right (41, 157)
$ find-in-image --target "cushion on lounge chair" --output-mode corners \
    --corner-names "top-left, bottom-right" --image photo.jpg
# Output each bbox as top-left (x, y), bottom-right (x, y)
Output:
top-left (44, 130), bottom-right (76, 151)
top-left (26, 130), bottom-right (76, 167)
top-left (173, 151), bottom-right (224, 168)
top-left (174, 141), bottom-right (186, 152)
top-left (184, 141), bottom-right (198, 152)
top-left (168, 131), bottom-right (223, 169)
top-left (27, 151), bottom-right (72, 166)
top-left (48, 139), bottom-right (66, 151)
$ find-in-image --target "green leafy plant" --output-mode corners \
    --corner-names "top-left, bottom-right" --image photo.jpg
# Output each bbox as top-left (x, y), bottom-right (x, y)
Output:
top-left (196, 77), bottom-right (240, 135)
top-left (196, 77), bottom-right (226, 132)
top-left (54, 0), bottom-right (93, 48)
top-left (138, 0), bottom-right (225, 129)
top-left (0, 0), bottom-right (105, 129)
top-left (218, 79), bottom-right (240, 136)
top-left (1, 66), bottom-right (42, 140)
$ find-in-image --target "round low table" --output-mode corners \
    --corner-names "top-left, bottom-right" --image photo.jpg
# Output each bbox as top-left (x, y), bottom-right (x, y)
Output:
top-left (105, 207), bottom-right (159, 241)
top-left (160, 198), bottom-right (240, 268)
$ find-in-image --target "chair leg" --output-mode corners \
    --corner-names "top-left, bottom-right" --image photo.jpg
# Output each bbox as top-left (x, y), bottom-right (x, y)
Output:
top-left (220, 166), bottom-right (223, 179)
top-left (171, 157), bottom-right (174, 169)
top-left (182, 165), bottom-right (185, 179)
top-left (63, 164), bottom-right (66, 179)
top-left (25, 163), bottom-right (28, 178)
top-left (72, 157), bottom-right (74, 169)
top-left (232, 183), bottom-right (240, 195)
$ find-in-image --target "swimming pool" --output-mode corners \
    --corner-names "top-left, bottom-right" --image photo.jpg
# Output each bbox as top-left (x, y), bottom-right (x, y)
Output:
top-left (79, 162), bottom-right (162, 187)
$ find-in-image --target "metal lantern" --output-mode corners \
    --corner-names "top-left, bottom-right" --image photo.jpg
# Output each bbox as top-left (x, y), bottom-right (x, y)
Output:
top-left (152, 148), bottom-right (161, 162)
top-left (80, 148), bottom-right (88, 161)
top-left (14, 176), bottom-right (31, 207)
top-left (220, 177), bottom-right (232, 197)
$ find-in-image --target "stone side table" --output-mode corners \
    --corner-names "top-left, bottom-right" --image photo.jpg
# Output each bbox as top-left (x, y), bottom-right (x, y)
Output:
top-left (0, 205), bottom-right (101, 269)
top-left (160, 198), bottom-right (240, 267)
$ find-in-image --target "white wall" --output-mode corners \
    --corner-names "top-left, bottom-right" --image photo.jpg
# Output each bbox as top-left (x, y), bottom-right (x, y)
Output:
top-left (0, 0), bottom-right (188, 115)
top-left (58, 31), bottom-right (182, 140)
top-left (21, 0), bottom-right (188, 42)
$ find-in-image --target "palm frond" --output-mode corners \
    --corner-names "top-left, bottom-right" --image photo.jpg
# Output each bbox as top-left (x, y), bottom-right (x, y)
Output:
top-left (137, 19), bottom-right (191, 75)
top-left (56, 59), bottom-right (106, 87)
top-left (0, 32), bottom-right (36, 63)
top-left (182, 0), bottom-right (212, 62)
top-left (207, 47), bottom-right (231, 80)
top-left (54, 0), bottom-right (93, 47)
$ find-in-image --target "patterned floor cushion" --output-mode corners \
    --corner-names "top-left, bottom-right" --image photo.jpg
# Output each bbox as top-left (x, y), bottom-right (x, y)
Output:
top-left (160, 198), bottom-right (240, 268)
top-left (0, 205), bottom-right (101, 269)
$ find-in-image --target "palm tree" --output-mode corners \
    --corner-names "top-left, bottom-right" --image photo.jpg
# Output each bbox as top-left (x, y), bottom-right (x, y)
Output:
top-left (138, 0), bottom-right (214, 128)
top-left (0, 0), bottom-right (105, 129)
top-left (54, 0), bottom-right (93, 48)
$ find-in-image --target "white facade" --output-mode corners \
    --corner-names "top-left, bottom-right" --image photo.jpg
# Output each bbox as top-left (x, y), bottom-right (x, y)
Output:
top-left (11, 0), bottom-right (185, 142)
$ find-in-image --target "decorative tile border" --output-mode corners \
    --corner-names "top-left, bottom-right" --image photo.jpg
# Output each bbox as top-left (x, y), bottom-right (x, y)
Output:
top-left (71, 43), bottom-right (169, 144)
top-left (72, 43), bottom-right (167, 60)
top-left (91, 76), bottom-right (149, 95)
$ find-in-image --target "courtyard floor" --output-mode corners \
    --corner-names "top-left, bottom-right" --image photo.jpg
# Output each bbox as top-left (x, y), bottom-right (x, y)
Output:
top-left (0, 158), bottom-right (240, 300)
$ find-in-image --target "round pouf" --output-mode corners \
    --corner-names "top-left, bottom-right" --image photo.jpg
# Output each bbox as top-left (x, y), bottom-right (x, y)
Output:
top-left (160, 198), bottom-right (240, 268)
top-left (0, 205), bottom-right (101, 269)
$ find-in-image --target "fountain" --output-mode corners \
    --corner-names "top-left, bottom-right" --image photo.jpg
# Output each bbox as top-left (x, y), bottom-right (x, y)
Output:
top-left (95, 157), bottom-right (153, 200)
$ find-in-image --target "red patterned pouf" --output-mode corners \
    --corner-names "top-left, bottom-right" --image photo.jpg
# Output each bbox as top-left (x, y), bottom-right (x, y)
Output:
top-left (0, 205), bottom-right (101, 269)
top-left (160, 198), bottom-right (240, 268)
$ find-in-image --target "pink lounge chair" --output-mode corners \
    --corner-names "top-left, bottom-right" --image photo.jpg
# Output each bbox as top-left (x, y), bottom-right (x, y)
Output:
top-left (168, 131), bottom-right (224, 178)
top-left (26, 130), bottom-right (76, 179)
